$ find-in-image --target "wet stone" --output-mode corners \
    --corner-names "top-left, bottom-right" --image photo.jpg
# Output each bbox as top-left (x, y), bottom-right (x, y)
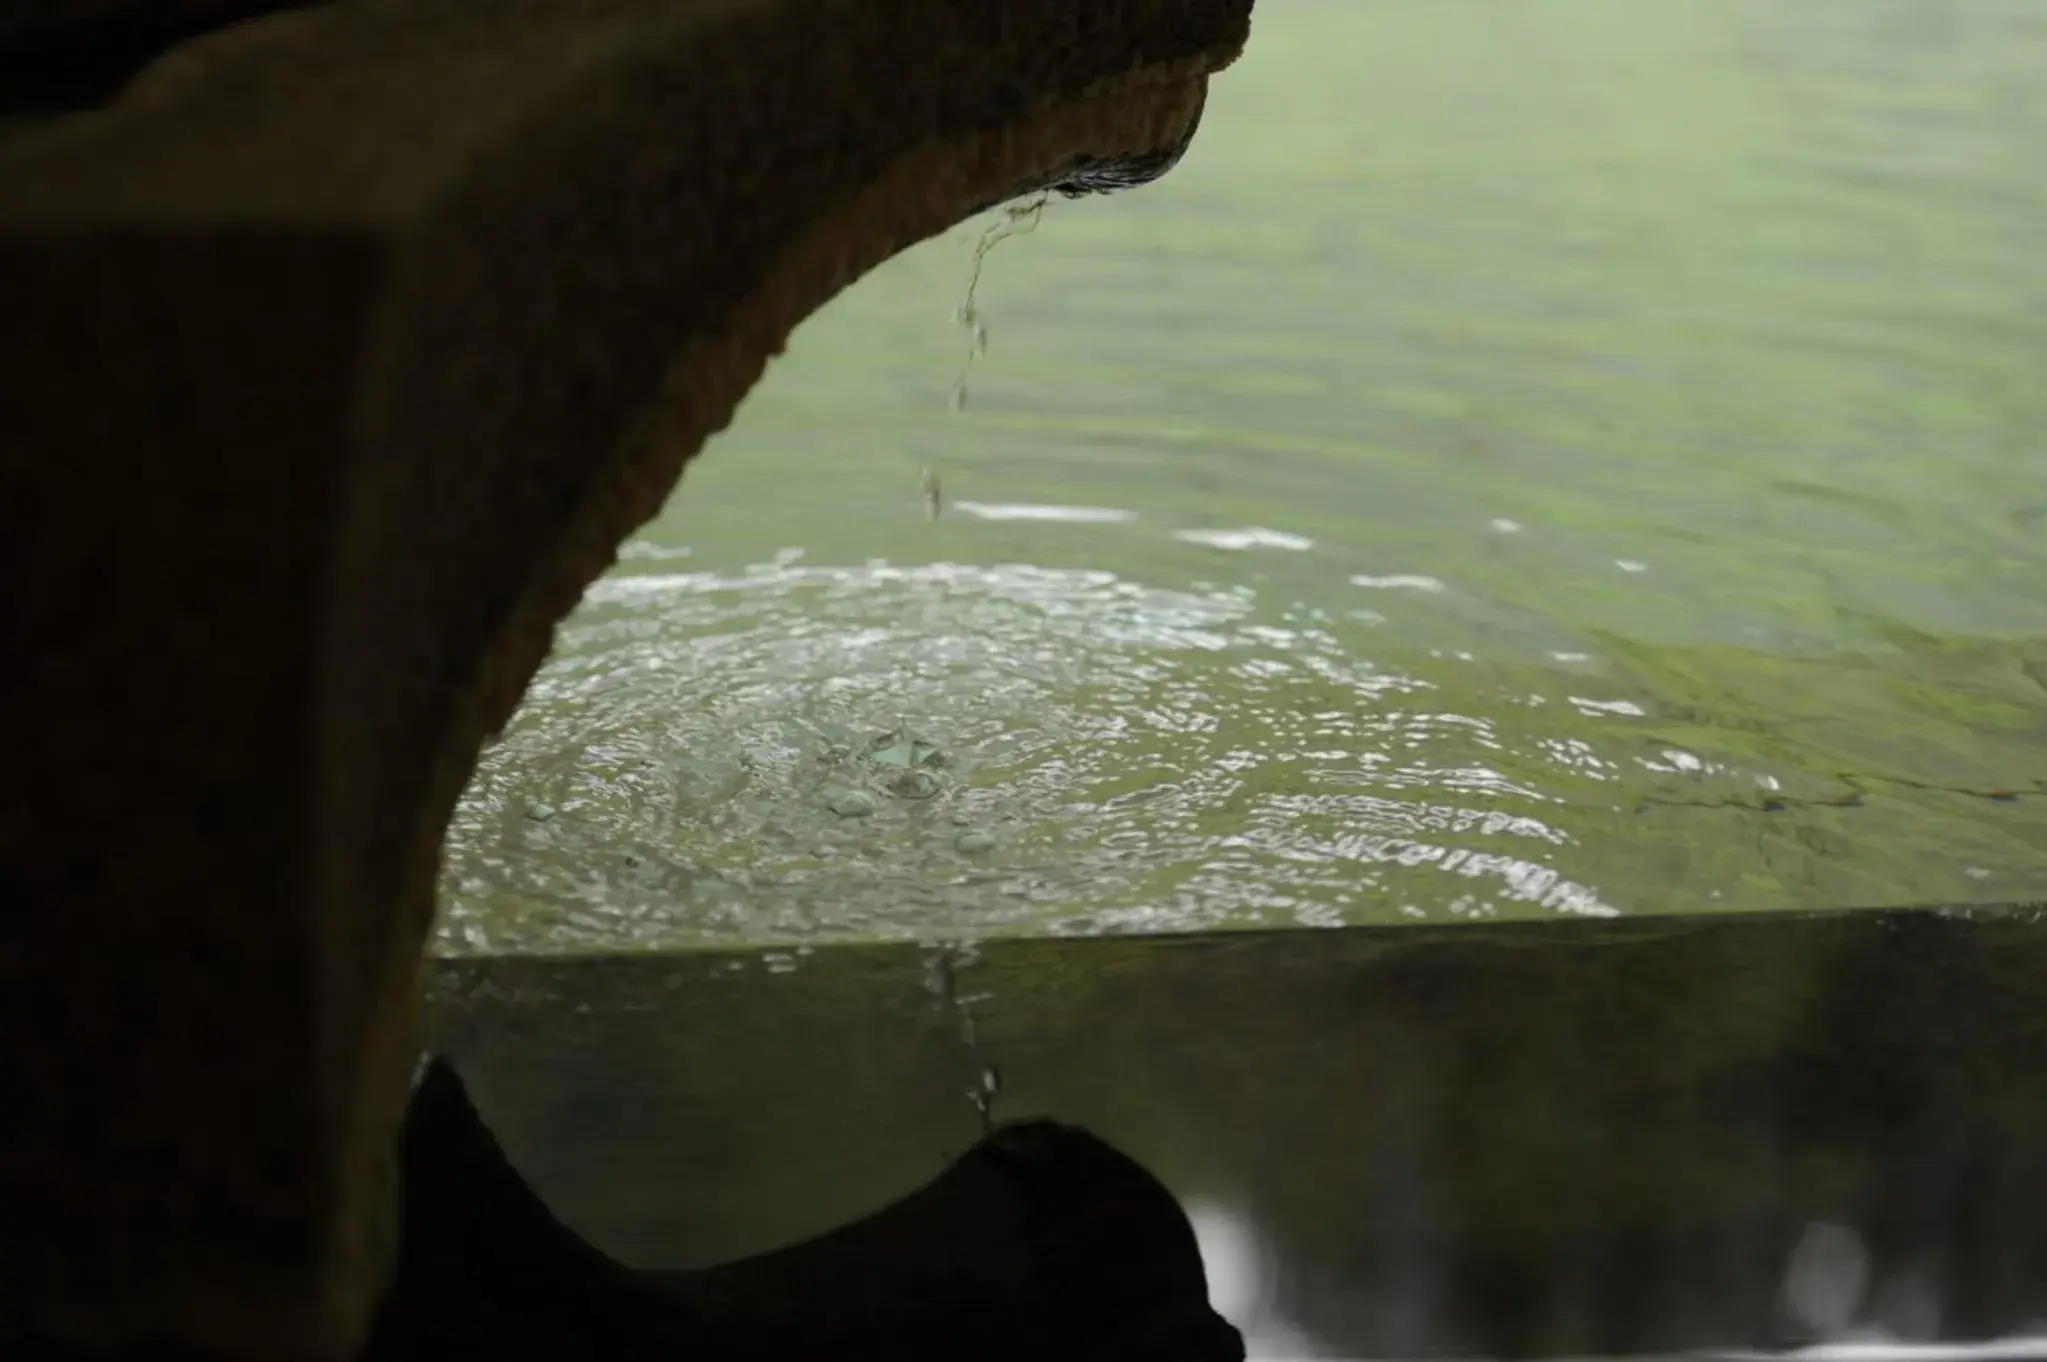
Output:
top-left (954, 829), bottom-right (999, 854)
top-left (525, 802), bottom-right (557, 822)
top-left (866, 730), bottom-right (948, 770)
top-left (890, 769), bottom-right (941, 801)
top-left (827, 788), bottom-right (879, 818)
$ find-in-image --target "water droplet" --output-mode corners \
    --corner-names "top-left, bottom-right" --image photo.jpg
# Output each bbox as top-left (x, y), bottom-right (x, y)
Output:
top-left (945, 193), bottom-right (1049, 413)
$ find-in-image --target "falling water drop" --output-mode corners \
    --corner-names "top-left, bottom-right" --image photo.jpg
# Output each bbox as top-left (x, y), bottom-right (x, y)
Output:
top-left (922, 940), bottom-right (1002, 1134)
top-left (945, 191), bottom-right (1050, 415)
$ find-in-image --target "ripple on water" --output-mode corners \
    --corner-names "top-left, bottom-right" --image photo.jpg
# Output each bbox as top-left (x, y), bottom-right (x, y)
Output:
top-left (437, 560), bottom-right (1871, 955)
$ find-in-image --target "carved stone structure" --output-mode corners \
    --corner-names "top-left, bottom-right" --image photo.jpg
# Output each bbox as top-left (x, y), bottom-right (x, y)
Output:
top-left (0, 2), bottom-right (1253, 1356)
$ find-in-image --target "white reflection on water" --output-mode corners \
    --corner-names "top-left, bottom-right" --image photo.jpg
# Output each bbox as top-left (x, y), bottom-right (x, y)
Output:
top-left (1188, 1201), bottom-right (1342, 1361)
top-left (1720, 1341), bottom-right (2047, 1362)
top-left (1350, 574), bottom-right (1449, 593)
top-left (1178, 526), bottom-right (1318, 552)
top-left (1188, 1203), bottom-right (2047, 1362)
top-left (1784, 1223), bottom-right (1873, 1341)
top-left (950, 501), bottom-right (1139, 523)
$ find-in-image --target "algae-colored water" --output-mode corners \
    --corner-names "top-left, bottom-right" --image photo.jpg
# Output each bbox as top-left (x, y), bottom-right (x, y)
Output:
top-left (437, 0), bottom-right (2047, 954)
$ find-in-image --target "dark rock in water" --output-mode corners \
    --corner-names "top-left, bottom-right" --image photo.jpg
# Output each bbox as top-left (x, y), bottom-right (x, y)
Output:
top-left (362, 1058), bottom-right (1240, 1362)
top-left (890, 769), bottom-right (941, 801)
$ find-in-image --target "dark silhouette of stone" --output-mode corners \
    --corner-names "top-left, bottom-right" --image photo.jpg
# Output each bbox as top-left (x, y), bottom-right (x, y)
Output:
top-left (363, 1059), bottom-right (1241, 1362)
top-left (0, 0), bottom-right (317, 113)
top-left (0, 1), bottom-right (1254, 1355)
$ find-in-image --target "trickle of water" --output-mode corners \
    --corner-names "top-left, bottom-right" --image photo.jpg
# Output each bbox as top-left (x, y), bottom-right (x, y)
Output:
top-left (946, 190), bottom-right (1050, 416)
top-left (922, 194), bottom-right (1051, 523)
top-left (921, 940), bottom-right (1003, 1134)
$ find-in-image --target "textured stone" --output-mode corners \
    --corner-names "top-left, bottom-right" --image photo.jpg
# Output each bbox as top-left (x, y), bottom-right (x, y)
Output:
top-left (0, 0), bottom-right (1253, 1356)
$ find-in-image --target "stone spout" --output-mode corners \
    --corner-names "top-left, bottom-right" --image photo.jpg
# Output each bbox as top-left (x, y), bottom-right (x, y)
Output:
top-left (0, 0), bottom-right (1253, 1356)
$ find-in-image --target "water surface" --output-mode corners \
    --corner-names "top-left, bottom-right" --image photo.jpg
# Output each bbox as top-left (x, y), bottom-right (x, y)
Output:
top-left (438, 0), bottom-right (2047, 954)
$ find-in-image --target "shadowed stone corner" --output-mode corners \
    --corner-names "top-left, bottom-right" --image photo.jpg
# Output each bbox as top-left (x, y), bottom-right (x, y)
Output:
top-left (365, 1057), bottom-right (1244, 1362)
top-left (0, 0), bottom-right (1253, 1356)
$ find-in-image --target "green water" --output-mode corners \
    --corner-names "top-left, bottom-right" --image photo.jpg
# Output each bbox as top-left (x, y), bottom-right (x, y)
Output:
top-left (436, 0), bottom-right (2047, 955)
